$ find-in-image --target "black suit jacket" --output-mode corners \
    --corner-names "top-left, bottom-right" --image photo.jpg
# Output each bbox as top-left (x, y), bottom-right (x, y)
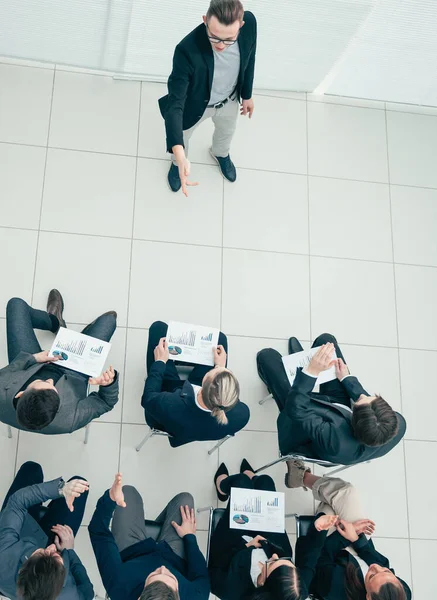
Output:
top-left (311, 531), bottom-right (412, 600)
top-left (277, 369), bottom-right (406, 464)
top-left (209, 514), bottom-right (328, 600)
top-left (158, 11), bottom-right (257, 152)
top-left (141, 361), bottom-right (250, 447)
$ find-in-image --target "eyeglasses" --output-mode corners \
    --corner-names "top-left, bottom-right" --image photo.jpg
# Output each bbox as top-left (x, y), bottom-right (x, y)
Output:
top-left (206, 24), bottom-right (239, 45)
top-left (264, 557), bottom-right (294, 576)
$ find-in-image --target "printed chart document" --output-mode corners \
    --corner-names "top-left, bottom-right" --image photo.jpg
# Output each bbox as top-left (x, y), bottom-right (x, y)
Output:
top-left (230, 487), bottom-right (285, 533)
top-left (48, 327), bottom-right (111, 377)
top-left (282, 345), bottom-right (337, 387)
top-left (166, 321), bottom-right (219, 366)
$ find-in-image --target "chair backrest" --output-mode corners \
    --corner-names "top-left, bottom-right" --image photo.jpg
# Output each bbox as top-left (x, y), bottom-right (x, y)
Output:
top-left (205, 507), bottom-right (226, 566)
top-left (295, 515), bottom-right (315, 538)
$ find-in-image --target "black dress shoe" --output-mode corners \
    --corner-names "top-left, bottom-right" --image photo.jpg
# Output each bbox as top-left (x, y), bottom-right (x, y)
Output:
top-left (209, 149), bottom-right (237, 182)
top-left (167, 163), bottom-right (181, 192)
top-left (288, 336), bottom-right (304, 355)
top-left (47, 289), bottom-right (66, 330)
top-left (214, 462), bottom-right (230, 502)
top-left (240, 458), bottom-right (255, 474)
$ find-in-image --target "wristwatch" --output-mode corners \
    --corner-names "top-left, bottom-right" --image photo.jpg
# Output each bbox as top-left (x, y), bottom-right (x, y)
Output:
top-left (58, 478), bottom-right (65, 497)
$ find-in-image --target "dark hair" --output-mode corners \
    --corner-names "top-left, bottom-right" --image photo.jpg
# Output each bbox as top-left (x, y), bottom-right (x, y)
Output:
top-left (351, 396), bottom-right (399, 447)
top-left (140, 581), bottom-right (179, 600)
top-left (345, 564), bottom-right (408, 600)
top-left (206, 0), bottom-right (244, 25)
top-left (16, 388), bottom-right (60, 431)
top-left (17, 553), bottom-right (66, 600)
top-left (202, 369), bottom-right (240, 425)
top-left (248, 565), bottom-right (305, 600)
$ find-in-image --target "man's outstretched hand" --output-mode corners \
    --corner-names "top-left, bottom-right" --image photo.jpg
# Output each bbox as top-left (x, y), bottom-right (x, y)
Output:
top-left (109, 473), bottom-right (126, 507)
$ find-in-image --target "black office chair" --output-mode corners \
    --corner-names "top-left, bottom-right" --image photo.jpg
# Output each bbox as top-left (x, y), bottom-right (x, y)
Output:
top-left (197, 506), bottom-right (226, 564)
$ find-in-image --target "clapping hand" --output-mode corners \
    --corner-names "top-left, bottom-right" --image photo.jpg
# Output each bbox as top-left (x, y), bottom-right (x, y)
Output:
top-left (60, 479), bottom-right (90, 512)
top-left (171, 505), bottom-right (197, 538)
top-left (335, 519), bottom-right (359, 542)
top-left (245, 534), bottom-right (266, 548)
top-left (154, 338), bottom-right (169, 364)
top-left (89, 366), bottom-right (115, 387)
top-left (353, 519), bottom-right (375, 536)
top-left (307, 343), bottom-right (336, 377)
top-left (314, 514), bottom-right (339, 531)
top-left (109, 473), bottom-right (126, 507)
top-left (335, 358), bottom-right (350, 380)
top-left (52, 524), bottom-right (74, 550)
top-left (213, 345), bottom-right (227, 368)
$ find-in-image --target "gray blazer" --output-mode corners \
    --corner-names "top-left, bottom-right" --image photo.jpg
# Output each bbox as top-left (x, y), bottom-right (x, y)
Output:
top-left (0, 352), bottom-right (119, 434)
top-left (0, 478), bottom-right (94, 600)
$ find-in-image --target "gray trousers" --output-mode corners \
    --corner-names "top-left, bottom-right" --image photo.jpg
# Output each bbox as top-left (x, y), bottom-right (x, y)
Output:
top-left (171, 97), bottom-right (239, 162)
top-left (111, 486), bottom-right (194, 559)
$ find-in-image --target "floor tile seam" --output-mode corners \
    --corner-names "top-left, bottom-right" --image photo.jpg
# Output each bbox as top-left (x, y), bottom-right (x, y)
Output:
top-left (116, 82), bottom-right (144, 468)
top-left (30, 68), bottom-right (56, 311)
top-left (2, 138), bottom-right (437, 191)
top-left (3, 225), bottom-right (437, 271)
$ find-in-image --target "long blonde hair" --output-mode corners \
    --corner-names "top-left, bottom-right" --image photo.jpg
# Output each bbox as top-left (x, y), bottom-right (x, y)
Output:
top-left (202, 369), bottom-right (240, 425)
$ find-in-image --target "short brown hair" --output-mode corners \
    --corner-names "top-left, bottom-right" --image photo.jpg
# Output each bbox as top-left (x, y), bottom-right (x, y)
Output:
top-left (17, 554), bottom-right (66, 600)
top-left (206, 0), bottom-right (244, 25)
top-left (140, 581), bottom-right (179, 600)
top-left (202, 369), bottom-right (240, 425)
top-left (351, 396), bottom-right (399, 447)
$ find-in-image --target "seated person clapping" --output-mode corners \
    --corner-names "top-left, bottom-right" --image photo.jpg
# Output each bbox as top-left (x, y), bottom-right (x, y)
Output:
top-left (141, 320), bottom-right (250, 446)
top-left (285, 460), bottom-right (411, 600)
top-left (209, 459), bottom-right (335, 600)
top-left (88, 473), bottom-right (210, 600)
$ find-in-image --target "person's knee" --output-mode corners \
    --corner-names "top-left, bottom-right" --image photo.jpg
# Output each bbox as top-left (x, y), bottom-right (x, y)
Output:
top-left (6, 297), bottom-right (27, 314)
top-left (18, 461), bottom-right (43, 478)
top-left (313, 333), bottom-right (337, 345)
top-left (173, 491), bottom-right (194, 507)
top-left (149, 320), bottom-right (167, 333)
top-left (255, 475), bottom-right (275, 491)
top-left (256, 348), bottom-right (280, 367)
top-left (122, 484), bottom-right (140, 498)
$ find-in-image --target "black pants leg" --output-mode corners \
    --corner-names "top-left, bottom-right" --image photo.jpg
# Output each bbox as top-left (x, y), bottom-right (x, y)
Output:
top-left (6, 298), bottom-right (58, 363)
top-left (146, 321), bottom-right (182, 393)
top-left (188, 331), bottom-right (229, 386)
top-left (1, 461), bottom-right (44, 521)
top-left (81, 312), bottom-right (117, 343)
top-left (256, 348), bottom-right (292, 411)
top-left (38, 476), bottom-right (89, 542)
top-left (312, 333), bottom-right (350, 406)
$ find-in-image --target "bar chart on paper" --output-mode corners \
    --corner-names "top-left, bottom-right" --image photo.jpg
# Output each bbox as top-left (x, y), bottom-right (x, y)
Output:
top-left (49, 327), bottom-right (111, 377)
top-left (230, 488), bottom-right (285, 533)
top-left (233, 495), bottom-right (262, 514)
top-left (166, 321), bottom-right (220, 366)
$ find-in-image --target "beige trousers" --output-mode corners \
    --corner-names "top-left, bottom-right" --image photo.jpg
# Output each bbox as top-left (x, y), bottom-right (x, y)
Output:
top-left (171, 97), bottom-right (239, 163)
top-left (312, 477), bottom-right (365, 534)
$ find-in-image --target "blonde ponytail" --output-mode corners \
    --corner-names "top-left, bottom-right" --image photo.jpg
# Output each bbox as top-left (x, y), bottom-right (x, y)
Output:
top-left (203, 369), bottom-right (240, 425)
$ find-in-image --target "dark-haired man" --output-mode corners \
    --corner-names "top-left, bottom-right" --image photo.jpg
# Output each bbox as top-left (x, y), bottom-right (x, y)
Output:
top-left (159, 0), bottom-right (257, 195)
top-left (0, 291), bottom-right (119, 434)
top-left (256, 334), bottom-right (406, 466)
top-left (0, 461), bottom-right (92, 600)
top-left (89, 474), bottom-right (210, 600)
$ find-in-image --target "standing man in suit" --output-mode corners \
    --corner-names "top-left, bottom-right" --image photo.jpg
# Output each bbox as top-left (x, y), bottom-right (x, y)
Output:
top-left (88, 473), bottom-right (210, 600)
top-left (257, 333), bottom-right (406, 465)
top-left (0, 291), bottom-right (119, 434)
top-left (159, 0), bottom-right (257, 195)
top-left (0, 461), bottom-right (92, 600)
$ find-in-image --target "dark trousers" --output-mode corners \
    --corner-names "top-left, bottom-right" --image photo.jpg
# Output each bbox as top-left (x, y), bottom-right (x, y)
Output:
top-left (210, 473), bottom-right (292, 567)
top-left (146, 320), bottom-right (228, 390)
top-left (256, 333), bottom-right (350, 411)
top-left (1, 461), bottom-right (88, 543)
top-left (6, 297), bottom-right (117, 364)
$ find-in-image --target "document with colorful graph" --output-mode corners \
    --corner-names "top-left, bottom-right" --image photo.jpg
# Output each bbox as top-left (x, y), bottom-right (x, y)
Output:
top-left (230, 487), bottom-right (285, 533)
top-left (48, 327), bottom-right (111, 377)
top-left (166, 321), bottom-right (219, 366)
top-left (282, 345), bottom-right (338, 387)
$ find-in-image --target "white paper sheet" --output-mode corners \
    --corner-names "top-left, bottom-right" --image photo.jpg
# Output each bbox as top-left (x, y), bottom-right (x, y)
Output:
top-left (230, 488), bottom-right (285, 534)
top-left (282, 345), bottom-right (337, 387)
top-left (166, 321), bottom-right (219, 366)
top-left (48, 327), bottom-right (111, 377)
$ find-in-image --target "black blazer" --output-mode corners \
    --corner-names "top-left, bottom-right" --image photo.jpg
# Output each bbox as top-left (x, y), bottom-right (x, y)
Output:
top-left (277, 369), bottom-right (406, 465)
top-left (141, 361), bottom-right (250, 447)
top-left (311, 531), bottom-right (412, 600)
top-left (158, 11), bottom-right (257, 152)
top-left (209, 514), bottom-right (328, 600)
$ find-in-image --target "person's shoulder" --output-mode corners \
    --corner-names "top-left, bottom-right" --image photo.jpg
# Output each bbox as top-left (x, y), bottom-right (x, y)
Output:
top-left (177, 22), bottom-right (205, 51)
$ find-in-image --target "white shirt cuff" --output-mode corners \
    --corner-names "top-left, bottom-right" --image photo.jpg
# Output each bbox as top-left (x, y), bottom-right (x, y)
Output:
top-left (340, 374), bottom-right (352, 382)
top-left (302, 369), bottom-right (317, 378)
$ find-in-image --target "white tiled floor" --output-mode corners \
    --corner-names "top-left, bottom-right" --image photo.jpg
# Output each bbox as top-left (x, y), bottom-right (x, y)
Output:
top-left (1, 59), bottom-right (436, 598)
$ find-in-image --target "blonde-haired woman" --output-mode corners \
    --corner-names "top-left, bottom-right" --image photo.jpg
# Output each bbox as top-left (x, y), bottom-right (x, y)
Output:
top-left (141, 320), bottom-right (250, 447)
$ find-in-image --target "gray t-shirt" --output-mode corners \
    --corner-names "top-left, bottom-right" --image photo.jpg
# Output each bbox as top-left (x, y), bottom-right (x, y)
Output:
top-left (209, 42), bottom-right (241, 105)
